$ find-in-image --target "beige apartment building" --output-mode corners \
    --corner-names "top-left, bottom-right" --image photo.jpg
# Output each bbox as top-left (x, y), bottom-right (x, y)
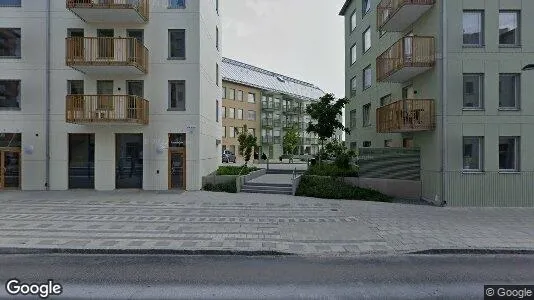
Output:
top-left (340, 0), bottom-right (534, 206)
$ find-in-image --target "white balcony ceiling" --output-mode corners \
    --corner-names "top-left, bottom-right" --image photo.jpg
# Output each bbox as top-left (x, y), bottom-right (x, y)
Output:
top-left (381, 4), bottom-right (433, 32)
top-left (69, 8), bottom-right (146, 24)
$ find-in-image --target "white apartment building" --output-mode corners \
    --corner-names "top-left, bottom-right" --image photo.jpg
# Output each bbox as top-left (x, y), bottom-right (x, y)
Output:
top-left (0, 0), bottom-right (222, 191)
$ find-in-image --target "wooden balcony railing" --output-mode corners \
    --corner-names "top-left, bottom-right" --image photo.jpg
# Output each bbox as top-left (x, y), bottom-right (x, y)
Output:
top-left (376, 36), bottom-right (435, 82)
top-left (376, 99), bottom-right (435, 133)
top-left (66, 37), bottom-right (148, 74)
top-left (377, 0), bottom-right (435, 31)
top-left (66, 0), bottom-right (149, 22)
top-left (66, 95), bottom-right (149, 125)
top-left (262, 118), bottom-right (274, 127)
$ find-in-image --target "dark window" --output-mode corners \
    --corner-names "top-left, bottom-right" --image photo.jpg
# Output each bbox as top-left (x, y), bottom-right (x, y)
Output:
top-left (499, 137), bottom-right (519, 171)
top-left (169, 0), bottom-right (185, 8)
top-left (463, 74), bottom-right (483, 109)
top-left (0, 28), bottom-right (21, 57)
top-left (169, 80), bottom-right (186, 111)
top-left (0, 80), bottom-right (20, 109)
top-left (169, 29), bottom-right (186, 59)
top-left (499, 74), bottom-right (520, 109)
top-left (363, 141), bottom-right (371, 148)
top-left (463, 137), bottom-right (483, 171)
top-left (0, 0), bottom-right (20, 7)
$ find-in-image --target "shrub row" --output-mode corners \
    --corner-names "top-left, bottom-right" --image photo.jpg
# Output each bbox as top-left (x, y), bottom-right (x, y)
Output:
top-left (203, 182), bottom-right (237, 193)
top-left (216, 166), bottom-right (259, 176)
top-left (296, 175), bottom-right (392, 202)
top-left (306, 163), bottom-right (359, 177)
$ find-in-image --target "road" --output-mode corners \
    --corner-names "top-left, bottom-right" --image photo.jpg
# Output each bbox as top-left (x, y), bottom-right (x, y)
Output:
top-left (1, 254), bottom-right (533, 299)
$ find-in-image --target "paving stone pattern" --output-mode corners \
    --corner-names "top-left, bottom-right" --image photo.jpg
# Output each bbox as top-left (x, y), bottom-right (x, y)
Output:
top-left (0, 190), bottom-right (533, 256)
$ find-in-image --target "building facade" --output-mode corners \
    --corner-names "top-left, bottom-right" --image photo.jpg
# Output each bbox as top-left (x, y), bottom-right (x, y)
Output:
top-left (341, 0), bottom-right (534, 206)
top-left (221, 58), bottom-right (324, 160)
top-left (0, 0), bottom-right (221, 191)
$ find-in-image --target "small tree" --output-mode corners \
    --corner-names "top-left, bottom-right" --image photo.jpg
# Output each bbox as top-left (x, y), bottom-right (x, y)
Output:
top-left (282, 127), bottom-right (300, 163)
top-left (306, 93), bottom-right (350, 164)
top-left (237, 125), bottom-right (257, 166)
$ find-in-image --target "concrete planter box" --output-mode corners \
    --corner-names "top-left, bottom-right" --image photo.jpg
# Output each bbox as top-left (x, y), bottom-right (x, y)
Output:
top-left (202, 168), bottom-right (266, 193)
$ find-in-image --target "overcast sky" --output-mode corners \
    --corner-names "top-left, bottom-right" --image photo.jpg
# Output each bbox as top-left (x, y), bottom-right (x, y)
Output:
top-left (221, 0), bottom-right (346, 99)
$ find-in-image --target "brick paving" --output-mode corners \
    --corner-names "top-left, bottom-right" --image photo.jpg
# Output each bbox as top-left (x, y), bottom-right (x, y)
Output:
top-left (0, 190), bottom-right (533, 256)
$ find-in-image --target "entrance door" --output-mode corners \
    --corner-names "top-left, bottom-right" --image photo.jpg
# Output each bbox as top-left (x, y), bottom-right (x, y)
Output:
top-left (126, 29), bottom-right (144, 60)
top-left (116, 134), bottom-right (143, 189)
top-left (68, 134), bottom-right (94, 189)
top-left (97, 29), bottom-right (114, 58)
top-left (1, 150), bottom-right (21, 190)
top-left (68, 28), bottom-right (84, 60)
top-left (126, 80), bottom-right (144, 119)
top-left (97, 80), bottom-right (114, 112)
top-left (169, 149), bottom-right (186, 189)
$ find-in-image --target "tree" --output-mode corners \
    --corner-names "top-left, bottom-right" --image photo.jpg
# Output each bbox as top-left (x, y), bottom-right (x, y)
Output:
top-left (237, 125), bottom-right (257, 166)
top-left (282, 127), bottom-right (300, 163)
top-left (305, 93), bottom-right (350, 164)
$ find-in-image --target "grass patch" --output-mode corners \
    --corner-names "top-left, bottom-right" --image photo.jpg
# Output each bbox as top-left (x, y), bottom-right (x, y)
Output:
top-left (216, 165), bottom-right (259, 176)
top-left (203, 182), bottom-right (237, 193)
top-left (306, 163), bottom-right (359, 177)
top-left (296, 175), bottom-right (392, 202)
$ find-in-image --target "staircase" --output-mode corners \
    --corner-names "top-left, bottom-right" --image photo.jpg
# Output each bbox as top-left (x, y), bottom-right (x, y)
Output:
top-left (241, 182), bottom-right (293, 195)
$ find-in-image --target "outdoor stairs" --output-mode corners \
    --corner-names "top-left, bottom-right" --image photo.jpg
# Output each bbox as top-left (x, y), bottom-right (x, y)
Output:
top-left (241, 182), bottom-right (293, 195)
top-left (266, 169), bottom-right (305, 175)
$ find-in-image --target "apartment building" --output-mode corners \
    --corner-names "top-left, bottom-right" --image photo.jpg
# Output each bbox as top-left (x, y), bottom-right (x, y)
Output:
top-left (0, 0), bottom-right (221, 191)
top-left (340, 0), bottom-right (534, 206)
top-left (221, 58), bottom-right (325, 160)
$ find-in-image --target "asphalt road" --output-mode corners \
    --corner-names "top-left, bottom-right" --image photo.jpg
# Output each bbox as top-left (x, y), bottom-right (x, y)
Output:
top-left (0, 254), bottom-right (533, 299)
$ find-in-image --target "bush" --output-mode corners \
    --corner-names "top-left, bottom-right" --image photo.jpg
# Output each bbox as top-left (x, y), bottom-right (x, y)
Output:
top-left (203, 182), bottom-right (237, 193)
top-left (216, 166), bottom-right (259, 176)
top-left (306, 163), bottom-right (359, 177)
top-left (296, 176), bottom-right (392, 202)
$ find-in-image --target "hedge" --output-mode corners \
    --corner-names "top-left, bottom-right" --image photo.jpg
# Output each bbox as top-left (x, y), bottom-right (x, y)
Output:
top-left (306, 163), bottom-right (359, 177)
top-left (216, 166), bottom-right (259, 176)
top-left (203, 182), bottom-right (237, 193)
top-left (296, 175), bottom-right (392, 202)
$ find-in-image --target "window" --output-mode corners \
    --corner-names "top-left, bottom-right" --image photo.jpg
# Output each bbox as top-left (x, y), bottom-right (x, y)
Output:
top-left (237, 90), bottom-right (243, 101)
top-left (228, 88), bottom-right (235, 100)
top-left (248, 128), bottom-right (255, 136)
top-left (169, 0), bottom-right (186, 8)
top-left (463, 74), bottom-right (483, 109)
top-left (350, 11), bottom-right (357, 32)
top-left (499, 74), bottom-right (520, 109)
top-left (67, 80), bottom-right (84, 95)
top-left (237, 109), bottom-right (243, 120)
top-left (222, 106), bottom-right (226, 118)
top-left (463, 11), bottom-right (484, 46)
top-left (362, 103), bottom-right (371, 127)
top-left (350, 76), bottom-right (357, 96)
top-left (363, 65), bottom-right (372, 90)
top-left (383, 140), bottom-right (392, 148)
top-left (463, 137), bottom-right (483, 171)
top-left (216, 26), bottom-right (219, 50)
top-left (247, 110), bottom-right (256, 121)
top-left (215, 63), bottom-right (219, 86)
top-left (499, 11), bottom-right (520, 46)
top-left (228, 107), bottom-right (235, 119)
top-left (499, 137), bottom-right (519, 171)
top-left (362, 0), bottom-right (370, 17)
top-left (222, 87), bottom-right (227, 99)
top-left (0, 80), bottom-right (20, 109)
top-left (349, 109), bottom-right (357, 128)
top-left (0, 0), bottom-right (21, 7)
top-left (350, 44), bottom-right (357, 64)
top-left (0, 28), bottom-right (21, 58)
top-left (380, 94), bottom-right (391, 106)
top-left (363, 141), bottom-right (371, 148)
top-left (216, 100), bottom-right (219, 122)
top-left (168, 80), bottom-right (185, 111)
top-left (363, 27), bottom-right (371, 53)
top-left (168, 29), bottom-right (185, 59)
top-left (222, 126), bottom-right (226, 138)
top-left (216, 0), bottom-right (219, 14)
top-left (229, 126), bottom-right (235, 138)
top-left (248, 92), bottom-right (255, 103)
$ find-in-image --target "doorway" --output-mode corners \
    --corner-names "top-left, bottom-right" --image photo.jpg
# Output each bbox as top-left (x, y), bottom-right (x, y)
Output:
top-left (97, 29), bottom-right (114, 58)
top-left (126, 80), bottom-right (144, 119)
top-left (116, 134), bottom-right (143, 189)
top-left (126, 29), bottom-right (144, 60)
top-left (0, 133), bottom-right (21, 190)
top-left (168, 133), bottom-right (186, 190)
top-left (68, 134), bottom-right (95, 189)
top-left (68, 28), bottom-right (84, 60)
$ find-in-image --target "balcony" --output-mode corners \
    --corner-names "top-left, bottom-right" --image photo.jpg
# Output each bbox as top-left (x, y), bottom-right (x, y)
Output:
top-left (377, 36), bottom-right (434, 83)
top-left (262, 136), bottom-right (273, 144)
top-left (66, 95), bottom-right (149, 125)
top-left (262, 102), bottom-right (274, 111)
top-left (66, 0), bottom-right (149, 24)
top-left (66, 37), bottom-right (148, 75)
top-left (377, 0), bottom-right (434, 32)
top-left (262, 118), bottom-right (274, 128)
top-left (376, 99), bottom-right (435, 133)
top-left (283, 106), bottom-right (300, 115)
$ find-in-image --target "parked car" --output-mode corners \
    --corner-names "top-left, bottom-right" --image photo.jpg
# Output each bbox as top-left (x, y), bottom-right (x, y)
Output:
top-left (222, 150), bottom-right (236, 163)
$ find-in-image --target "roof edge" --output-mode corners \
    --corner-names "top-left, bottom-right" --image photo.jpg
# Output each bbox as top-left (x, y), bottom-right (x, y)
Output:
top-left (222, 77), bottom-right (323, 101)
top-left (339, 0), bottom-right (353, 15)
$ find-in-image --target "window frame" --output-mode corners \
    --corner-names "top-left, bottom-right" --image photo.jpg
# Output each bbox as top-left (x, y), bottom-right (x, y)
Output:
top-left (168, 29), bottom-right (186, 60)
top-left (363, 65), bottom-right (372, 90)
top-left (499, 136), bottom-right (520, 172)
top-left (349, 109), bottom-right (357, 128)
top-left (463, 10), bottom-right (485, 47)
top-left (362, 0), bottom-right (371, 17)
top-left (0, 0), bottom-right (21, 7)
top-left (168, 0), bottom-right (186, 9)
top-left (168, 80), bottom-right (186, 111)
top-left (237, 90), bottom-right (243, 101)
top-left (350, 76), bottom-right (357, 96)
top-left (462, 136), bottom-right (484, 172)
top-left (237, 108), bottom-right (243, 120)
top-left (247, 92), bottom-right (256, 103)
top-left (0, 28), bottom-right (21, 58)
top-left (499, 10), bottom-right (520, 47)
top-left (362, 103), bottom-right (371, 127)
top-left (462, 73), bottom-right (484, 110)
top-left (498, 73), bottom-right (520, 110)
top-left (228, 107), bottom-right (235, 119)
top-left (0, 79), bottom-right (21, 110)
top-left (362, 26), bottom-right (371, 53)
top-left (350, 10), bottom-right (357, 32)
top-left (350, 43), bottom-right (357, 65)
top-left (228, 88), bottom-right (235, 100)
top-left (247, 110), bottom-right (256, 121)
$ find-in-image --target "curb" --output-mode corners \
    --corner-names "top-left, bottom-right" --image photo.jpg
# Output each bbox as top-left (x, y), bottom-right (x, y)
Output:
top-left (409, 248), bottom-right (534, 255)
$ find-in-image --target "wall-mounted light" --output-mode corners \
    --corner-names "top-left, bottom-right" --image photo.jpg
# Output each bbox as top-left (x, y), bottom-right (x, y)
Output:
top-left (23, 145), bottom-right (34, 155)
top-left (155, 143), bottom-right (166, 154)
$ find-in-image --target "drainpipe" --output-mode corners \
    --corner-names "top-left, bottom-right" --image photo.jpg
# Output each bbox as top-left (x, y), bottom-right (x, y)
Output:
top-left (440, 0), bottom-right (447, 206)
top-left (45, 0), bottom-right (51, 190)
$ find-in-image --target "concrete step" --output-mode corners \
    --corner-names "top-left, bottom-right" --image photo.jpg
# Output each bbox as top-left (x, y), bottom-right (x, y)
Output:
top-left (241, 188), bottom-right (292, 195)
top-left (244, 182), bottom-right (292, 188)
top-left (266, 169), bottom-right (306, 175)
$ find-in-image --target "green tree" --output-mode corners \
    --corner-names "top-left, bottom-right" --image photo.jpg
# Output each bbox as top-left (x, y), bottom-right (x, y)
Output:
top-left (237, 125), bottom-right (257, 166)
top-left (305, 93), bottom-right (350, 163)
top-left (282, 127), bottom-right (300, 163)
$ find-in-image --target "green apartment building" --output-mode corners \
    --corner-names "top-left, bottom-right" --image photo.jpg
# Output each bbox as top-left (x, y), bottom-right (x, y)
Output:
top-left (340, 0), bottom-right (534, 206)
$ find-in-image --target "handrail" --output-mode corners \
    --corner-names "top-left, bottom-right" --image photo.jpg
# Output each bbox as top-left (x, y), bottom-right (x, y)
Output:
top-left (66, 94), bottom-right (149, 124)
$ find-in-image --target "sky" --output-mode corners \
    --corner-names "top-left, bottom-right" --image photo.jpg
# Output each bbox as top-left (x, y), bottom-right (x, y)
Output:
top-left (221, 0), bottom-right (347, 99)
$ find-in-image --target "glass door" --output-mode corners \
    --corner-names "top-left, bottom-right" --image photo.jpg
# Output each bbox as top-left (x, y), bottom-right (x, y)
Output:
top-left (169, 149), bottom-right (186, 189)
top-left (97, 29), bottom-right (114, 59)
top-left (1, 150), bottom-right (21, 190)
top-left (68, 28), bottom-right (84, 60)
top-left (116, 134), bottom-right (143, 189)
top-left (126, 29), bottom-right (144, 61)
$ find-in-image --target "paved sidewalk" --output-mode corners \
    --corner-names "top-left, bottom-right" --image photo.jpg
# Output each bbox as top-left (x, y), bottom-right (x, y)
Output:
top-left (0, 191), bottom-right (533, 256)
